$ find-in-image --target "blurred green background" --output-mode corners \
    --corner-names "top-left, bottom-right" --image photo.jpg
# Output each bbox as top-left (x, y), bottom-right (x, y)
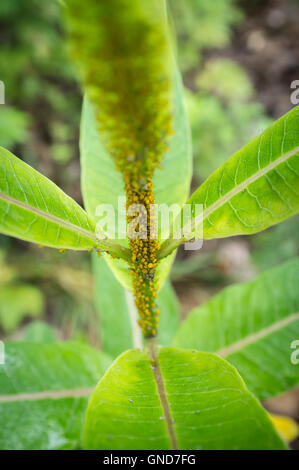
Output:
top-left (0, 0), bottom-right (298, 427)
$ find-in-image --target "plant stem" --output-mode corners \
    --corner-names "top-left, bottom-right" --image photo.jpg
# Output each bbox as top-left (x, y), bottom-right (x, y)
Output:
top-left (98, 238), bottom-right (131, 262)
top-left (157, 237), bottom-right (182, 260)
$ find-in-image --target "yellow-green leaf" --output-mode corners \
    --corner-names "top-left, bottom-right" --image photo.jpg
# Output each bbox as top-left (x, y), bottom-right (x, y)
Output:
top-left (174, 259), bottom-right (299, 400)
top-left (0, 147), bottom-right (129, 259)
top-left (159, 105), bottom-right (299, 258)
top-left (83, 348), bottom-right (286, 450)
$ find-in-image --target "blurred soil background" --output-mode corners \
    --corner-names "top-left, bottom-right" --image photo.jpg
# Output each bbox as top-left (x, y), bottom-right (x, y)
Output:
top-left (0, 0), bottom-right (298, 447)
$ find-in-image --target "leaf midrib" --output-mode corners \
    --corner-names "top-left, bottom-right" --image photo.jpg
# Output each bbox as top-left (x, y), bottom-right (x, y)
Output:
top-left (147, 339), bottom-right (178, 450)
top-left (0, 192), bottom-right (98, 243)
top-left (0, 387), bottom-right (94, 403)
top-left (216, 311), bottom-right (299, 357)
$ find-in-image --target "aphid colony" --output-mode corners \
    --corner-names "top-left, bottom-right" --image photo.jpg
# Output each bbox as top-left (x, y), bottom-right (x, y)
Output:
top-left (65, 0), bottom-right (173, 336)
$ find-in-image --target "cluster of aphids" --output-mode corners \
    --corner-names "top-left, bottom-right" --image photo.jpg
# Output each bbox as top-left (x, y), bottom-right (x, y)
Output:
top-left (125, 177), bottom-right (160, 336)
top-left (65, 0), bottom-right (173, 337)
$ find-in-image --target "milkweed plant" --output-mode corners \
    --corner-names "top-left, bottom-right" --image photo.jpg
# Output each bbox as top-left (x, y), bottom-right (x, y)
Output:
top-left (0, 0), bottom-right (299, 450)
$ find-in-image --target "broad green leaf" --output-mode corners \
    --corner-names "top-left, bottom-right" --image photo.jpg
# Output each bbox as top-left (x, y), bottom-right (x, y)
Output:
top-left (174, 258), bottom-right (299, 400)
top-left (0, 147), bottom-right (129, 259)
top-left (0, 284), bottom-right (44, 333)
top-left (93, 255), bottom-right (180, 358)
top-left (159, 105), bottom-right (299, 258)
top-left (155, 278), bottom-right (181, 348)
top-left (0, 341), bottom-right (111, 450)
top-left (80, 66), bottom-right (192, 289)
top-left (93, 255), bottom-right (137, 357)
top-left (83, 347), bottom-right (285, 450)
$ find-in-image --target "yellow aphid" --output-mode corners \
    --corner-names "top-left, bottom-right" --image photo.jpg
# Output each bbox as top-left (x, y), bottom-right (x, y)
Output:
top-left (59, 249), bottom-right (67, 253)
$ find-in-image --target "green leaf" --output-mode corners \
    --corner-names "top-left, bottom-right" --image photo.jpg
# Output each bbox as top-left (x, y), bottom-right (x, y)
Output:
top-left (93, 255), bottom-right (180, 358)
top-left (0, 147), bottom-right (129, 259)
top-left (80, 67), bottom-right (192, 288)
top-left (174, 259), bottom-right (299, 400)
top-left (0, 284), bottom-right (44, 333)
top-left (159, 105), bottom-right (299, 258)
top-left (156, 279), bottom-right (181, 348)
top-left (0, 341), bottom-right (111, 450)
top-left (83, 347), bottom-right (285, 450)
top-left (93, 255), bottom-right (137, 357)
